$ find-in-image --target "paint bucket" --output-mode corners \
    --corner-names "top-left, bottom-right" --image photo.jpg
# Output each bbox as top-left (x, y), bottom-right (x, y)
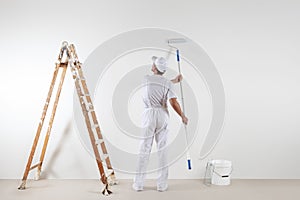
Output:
top-left (209, 160), bottom-right (232, 185)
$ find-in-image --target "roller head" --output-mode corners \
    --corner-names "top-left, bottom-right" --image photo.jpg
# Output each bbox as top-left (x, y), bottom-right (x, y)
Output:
top-left (166, 38), bottom-right (186, 59)
top-left (168, 38), bottom-right (187, 44)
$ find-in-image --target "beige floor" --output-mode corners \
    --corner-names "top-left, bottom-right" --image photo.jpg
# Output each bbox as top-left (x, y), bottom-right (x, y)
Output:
top-left (1, 179), bottom-right (300, 200)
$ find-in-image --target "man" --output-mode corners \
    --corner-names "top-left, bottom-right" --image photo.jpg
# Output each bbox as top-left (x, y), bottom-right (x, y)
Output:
top-left (133, 56), bottom-right (188, 192)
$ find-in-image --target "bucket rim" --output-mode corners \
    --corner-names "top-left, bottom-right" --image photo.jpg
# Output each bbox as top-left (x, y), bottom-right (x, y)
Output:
top-left (209, 159), bottom-right (232, 165)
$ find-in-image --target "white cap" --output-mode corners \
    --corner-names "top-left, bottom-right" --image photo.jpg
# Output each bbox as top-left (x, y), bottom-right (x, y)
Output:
top-left (152, 56), bottom-right (167, 73)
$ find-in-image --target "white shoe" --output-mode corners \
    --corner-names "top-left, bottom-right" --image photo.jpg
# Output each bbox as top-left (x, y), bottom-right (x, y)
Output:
top-left (132, 183), bottom-right (143, 192)
top-left (157, 184), bottom-right (168, 192)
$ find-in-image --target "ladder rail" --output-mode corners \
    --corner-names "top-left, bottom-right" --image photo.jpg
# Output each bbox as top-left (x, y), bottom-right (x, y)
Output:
top-left (76, 66), bottom-right (114, 170)
top-left (19, 64), bottom-right (60, 188)
top-left (71, 65), bottom-right (108, 185)
top-left (37, 64), bottom-right (68, 175)
top-left (69, 44), bottom-right (115, 176)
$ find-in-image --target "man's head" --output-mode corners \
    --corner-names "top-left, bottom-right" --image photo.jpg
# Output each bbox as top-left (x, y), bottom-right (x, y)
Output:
top-left (152, 56), bottom-right (167, 75)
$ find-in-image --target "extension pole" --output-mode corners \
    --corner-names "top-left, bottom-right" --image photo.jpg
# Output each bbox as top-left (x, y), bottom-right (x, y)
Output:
top-left (176, 49), bottom-right (192, 170)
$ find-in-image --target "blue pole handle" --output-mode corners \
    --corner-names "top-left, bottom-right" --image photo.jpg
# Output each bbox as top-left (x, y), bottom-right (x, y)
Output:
top-left (176, 49), bottom-right (180, 62)
top-left (187, 159), bottom-right (192, 170)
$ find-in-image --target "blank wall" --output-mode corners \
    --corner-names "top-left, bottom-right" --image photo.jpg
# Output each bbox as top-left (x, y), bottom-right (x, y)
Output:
top-left (0, 0), bottom-right (299, 179)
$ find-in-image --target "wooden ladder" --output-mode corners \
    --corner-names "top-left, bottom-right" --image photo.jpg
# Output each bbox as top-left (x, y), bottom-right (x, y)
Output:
top-left (18, 42), bottom-right (117, 195)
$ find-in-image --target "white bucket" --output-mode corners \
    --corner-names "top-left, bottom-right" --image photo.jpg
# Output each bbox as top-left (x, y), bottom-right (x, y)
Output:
top-left (209, 160), bottom-right (232, 186)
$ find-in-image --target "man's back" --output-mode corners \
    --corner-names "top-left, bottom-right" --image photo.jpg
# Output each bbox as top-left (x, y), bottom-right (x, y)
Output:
top-left (142, 75), bottom-right (176, 109)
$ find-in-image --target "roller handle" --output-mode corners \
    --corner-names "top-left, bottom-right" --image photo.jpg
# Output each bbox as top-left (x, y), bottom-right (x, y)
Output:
top-left (187, 159), bottom-right (192, 170)
top-left (176, 49), bottom-right (180, 62)
top-left (176, 48), bottom-right (191, 171)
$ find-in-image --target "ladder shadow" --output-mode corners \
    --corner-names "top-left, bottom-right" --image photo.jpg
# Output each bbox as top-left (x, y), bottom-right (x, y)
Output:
top-left (41, 120), bottom-right (72, 179)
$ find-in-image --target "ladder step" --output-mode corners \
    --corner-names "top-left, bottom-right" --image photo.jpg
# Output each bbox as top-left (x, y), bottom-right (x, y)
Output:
top-left (79, 97), bottom-right (94, 111)
top-left (75, 76), bottom-right (85, 81)
top-left (79, 94), bottom-right (90, 98)
top-left (87, 103), bottom-right (94, 111)
top-left (92, 124), bottom-right (99, 129)
top-left (29, 161), bottom-right (41, 171)
top-left (95, 139), bottom-right (104, 145)
top-left (72, 73), bottom-right (78, 77)
top-left (70, 64), bottom-right (76, 69)
top-left (83, 94), bottom-right (90, 97)
top-left (106, 169), bottom-right (114, 176)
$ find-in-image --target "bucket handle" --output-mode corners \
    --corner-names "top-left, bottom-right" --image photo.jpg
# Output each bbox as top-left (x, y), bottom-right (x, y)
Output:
top-left (212, 166), bottom-right (233, 178)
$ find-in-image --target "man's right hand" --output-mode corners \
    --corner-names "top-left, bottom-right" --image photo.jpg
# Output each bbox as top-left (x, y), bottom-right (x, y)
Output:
top-left (182, 115), bottom-right (188, 125)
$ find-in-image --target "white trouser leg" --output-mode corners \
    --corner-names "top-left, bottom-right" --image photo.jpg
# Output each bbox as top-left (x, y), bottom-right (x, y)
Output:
top-left (133, 110), bottom-right (155, 189)
top-left (155, 110), bottom-right (169, 190)
top-left (133, 133), bottom-right (154, 188)
top-left (155, 109), bottom-right (169, 191)
top-left (133, 108), bottom-right (169, 191)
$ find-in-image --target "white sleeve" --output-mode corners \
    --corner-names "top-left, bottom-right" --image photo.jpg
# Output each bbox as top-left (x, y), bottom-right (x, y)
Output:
top-left (142, 75), bottom-right (149, 98)
top-left (143, 75), bottom-right (148, 84)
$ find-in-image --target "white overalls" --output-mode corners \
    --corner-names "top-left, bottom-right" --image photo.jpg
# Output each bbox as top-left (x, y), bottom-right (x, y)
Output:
top-left (133, 74), bottom-right (176, 191)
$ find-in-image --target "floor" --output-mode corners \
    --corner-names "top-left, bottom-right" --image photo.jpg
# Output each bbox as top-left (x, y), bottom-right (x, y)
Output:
top-left (1, 179), bottom-right (300, 200)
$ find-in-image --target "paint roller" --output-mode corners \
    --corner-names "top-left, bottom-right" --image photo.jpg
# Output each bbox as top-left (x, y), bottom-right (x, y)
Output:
top-left (167, 38), bottom-right (192, 170)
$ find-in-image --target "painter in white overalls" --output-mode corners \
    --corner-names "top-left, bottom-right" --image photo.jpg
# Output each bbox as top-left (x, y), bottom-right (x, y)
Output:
top-left (133, 56), bottom-right (188, 192)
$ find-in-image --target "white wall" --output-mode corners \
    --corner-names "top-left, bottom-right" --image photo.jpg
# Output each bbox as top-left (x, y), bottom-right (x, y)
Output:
top-left (0, 0), bottom-right (300, 179)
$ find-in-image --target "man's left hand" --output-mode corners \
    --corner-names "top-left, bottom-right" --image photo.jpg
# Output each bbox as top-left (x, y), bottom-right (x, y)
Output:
top-left (171, 74), bottom-right (183, 83)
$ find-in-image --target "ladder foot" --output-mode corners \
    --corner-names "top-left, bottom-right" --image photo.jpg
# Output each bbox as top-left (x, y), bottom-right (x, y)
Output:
top-left (18, 181), bottom-right (26, 190)
top-left (108, 174), bottom-right (118, 186)
top-left (101, 184), bottom-right (112, 196)
top-left (34, 170), bottom-right (41, 180)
